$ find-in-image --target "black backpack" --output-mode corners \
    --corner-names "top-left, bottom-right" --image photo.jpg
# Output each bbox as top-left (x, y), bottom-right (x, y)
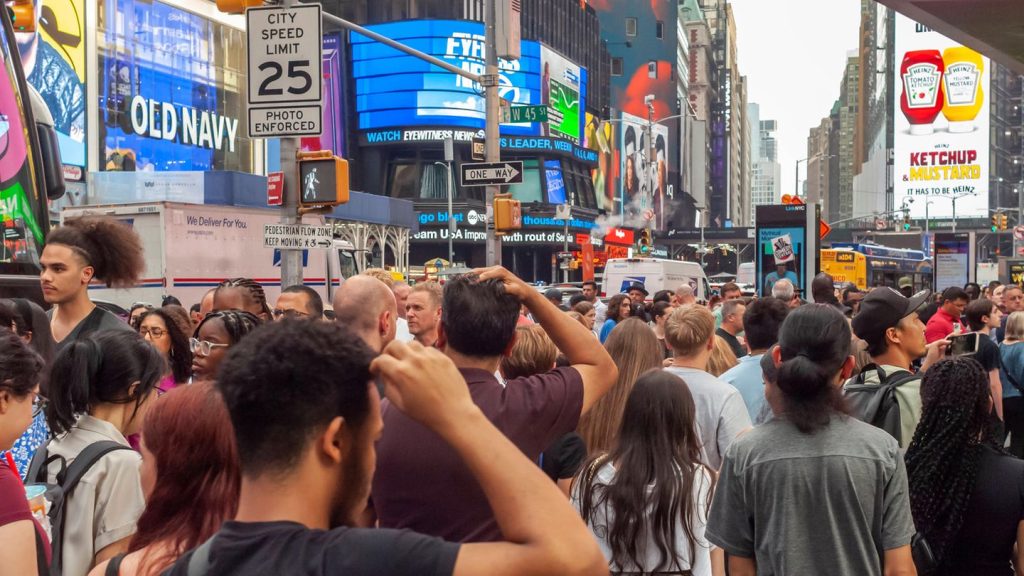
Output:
top-left (25, 440), bottom-right (133, 576)
top-left (843, 364), bottom-right (919, 444)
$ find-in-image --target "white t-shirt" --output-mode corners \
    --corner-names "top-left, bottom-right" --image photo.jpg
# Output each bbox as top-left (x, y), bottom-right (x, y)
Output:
top-left (394, 317), bottom-right (414, 342)
top-left (573, 460), bottom-right (715, 576)
top-left (664, 366), bottom-right (753, 470)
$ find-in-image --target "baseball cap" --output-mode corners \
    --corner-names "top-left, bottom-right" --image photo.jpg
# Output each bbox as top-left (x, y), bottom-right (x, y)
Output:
top-left (851, 287), bottom-right (931, 346)
top-left (626, 282), bottom-right (648, 296)
top-left (543, 288), bottom-right (563, 303)
top-left (898, 276), bottom-right (913, 289)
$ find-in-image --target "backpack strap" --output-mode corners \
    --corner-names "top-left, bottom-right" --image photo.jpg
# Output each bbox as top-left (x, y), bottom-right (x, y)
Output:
top-left (26, 442), bottom-right (50, 484)
top-left (105, 553), bottom-right (126, 576)
top-left (186, 536), bottom-right (217, 576)
top-left (50, 441), bottom-right (132, 576)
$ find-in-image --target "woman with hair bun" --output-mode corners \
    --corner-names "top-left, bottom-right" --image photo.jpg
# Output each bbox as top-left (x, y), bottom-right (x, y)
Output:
top-left (41, 217), bottom-right (145, 349)
top-left (906, 357), bottom-right (1024, 575)
top-left (706, 304), bottom-right (918, 576)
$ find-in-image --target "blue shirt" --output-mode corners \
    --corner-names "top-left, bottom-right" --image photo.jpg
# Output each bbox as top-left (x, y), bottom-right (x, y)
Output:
top-left (599, 319), bottom-right (617, 344)
top-left (763, 271), bottom-right (799, 297)
top-left (720, 353), bottom-right (768, 423)
top-left (999, 342), bottom-right (1024, 399)
top-left (1, 413), bottom-right (48, 481)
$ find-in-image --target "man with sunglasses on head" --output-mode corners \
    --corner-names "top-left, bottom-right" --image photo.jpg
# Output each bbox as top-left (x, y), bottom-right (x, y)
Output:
top-left (273, 285), bottom-right (324, 321)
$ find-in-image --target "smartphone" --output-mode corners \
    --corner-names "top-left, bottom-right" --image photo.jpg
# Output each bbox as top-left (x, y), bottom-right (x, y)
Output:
top-left (946, 332), bottom-right (980, 357)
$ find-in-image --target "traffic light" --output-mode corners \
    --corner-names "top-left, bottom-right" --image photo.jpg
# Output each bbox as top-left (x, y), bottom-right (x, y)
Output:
top-left (297, 151), bottom-right (349, 208)
top-left (494, 194), bottom-right (522, 234)
top-left (7, 0), bottom-right (36, 32)
top-left (215, 0), bottom-right (263, 14)
top-left (992, 214), bottom-right (1000, 232)
top-left (1000, 213), bottom-right (1009, 231)
top-left (637, 229), bottom-right (652, 255)
top-left (902, 211), bottom-right (911, 231)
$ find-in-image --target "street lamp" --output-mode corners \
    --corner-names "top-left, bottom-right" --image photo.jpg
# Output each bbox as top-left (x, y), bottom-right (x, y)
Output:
top-left (433, 162), bottom-right (456, 264)
top-left (795, 153), bottom-right (836, 205)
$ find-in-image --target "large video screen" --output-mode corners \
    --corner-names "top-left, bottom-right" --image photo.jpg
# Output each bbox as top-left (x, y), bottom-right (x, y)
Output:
top-left (893, 13), bottom-right (989, 220)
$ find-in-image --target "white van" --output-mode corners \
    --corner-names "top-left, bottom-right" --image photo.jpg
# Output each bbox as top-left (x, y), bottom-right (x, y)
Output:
top-left (602, 258), bottom-right (711, 302)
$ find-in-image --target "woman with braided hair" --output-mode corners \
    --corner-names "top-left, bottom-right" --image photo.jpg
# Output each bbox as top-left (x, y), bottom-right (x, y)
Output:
top-left (190, 310), bottom-right (261, 383)
top-left (905, 357), bottom-right (1024, 575)
top-left (212, 278), bottom-right (272, 322)
top-left (41, 217), bottom-right (145, 348)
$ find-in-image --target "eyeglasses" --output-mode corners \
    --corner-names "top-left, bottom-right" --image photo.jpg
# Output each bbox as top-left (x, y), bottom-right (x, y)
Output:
top-left (139, 327), bottom-right (167, 338)
top-left (32, 392), bottom-right (48, 419)
top-left (272, 308), bottom-right (309, 319)
top-left (189, 338), bottom-right (229, 357)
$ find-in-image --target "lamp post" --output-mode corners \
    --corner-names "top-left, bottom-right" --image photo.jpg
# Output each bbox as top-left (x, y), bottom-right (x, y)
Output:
top-left (796, 153), bottom-right (836, 205)
top-left (433, 162), bottom-right (455, 264)
top-left (944, 191), bottom-right (975, 233)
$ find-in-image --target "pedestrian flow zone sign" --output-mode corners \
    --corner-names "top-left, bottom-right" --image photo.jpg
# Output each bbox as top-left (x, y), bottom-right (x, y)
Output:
top-left (247, 4), bottom-right (323, 138)
top-left (263, 223), bottom-right (333, 250)
top-left (460, 161), bottom-right (524, 187)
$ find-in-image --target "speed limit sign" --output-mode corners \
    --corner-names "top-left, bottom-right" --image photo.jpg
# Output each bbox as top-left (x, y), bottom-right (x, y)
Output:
top-left (246, 4), bottom-right (323, 138)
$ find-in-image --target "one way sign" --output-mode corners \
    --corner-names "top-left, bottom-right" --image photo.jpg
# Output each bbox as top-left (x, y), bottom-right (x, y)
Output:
top-left (460, 161), bottom-right (524, 187)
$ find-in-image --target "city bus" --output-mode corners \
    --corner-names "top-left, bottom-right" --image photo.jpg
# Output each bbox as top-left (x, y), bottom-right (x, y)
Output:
top-left (0, 7), bottom-right (66, 300)
top-left (821, 243), bottom-right (932, 292)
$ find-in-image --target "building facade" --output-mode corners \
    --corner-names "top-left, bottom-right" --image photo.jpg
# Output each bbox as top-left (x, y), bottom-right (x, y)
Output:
top-left (748, 103), bottom-right (781, 224)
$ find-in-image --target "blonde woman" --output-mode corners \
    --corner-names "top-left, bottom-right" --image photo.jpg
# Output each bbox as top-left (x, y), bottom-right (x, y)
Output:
top-left (578, 318), bottom-right (664, 455)
top-left (707, 335), bottom-right (739, 377)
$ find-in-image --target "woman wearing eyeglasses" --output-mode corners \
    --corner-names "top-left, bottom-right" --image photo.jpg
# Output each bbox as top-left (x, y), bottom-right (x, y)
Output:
top-left (190, 311), bottom-right (260, 383)
top-left (137, 308), bottom-right (193, 388)
top-left (0, 328), bottom-right (49, 575)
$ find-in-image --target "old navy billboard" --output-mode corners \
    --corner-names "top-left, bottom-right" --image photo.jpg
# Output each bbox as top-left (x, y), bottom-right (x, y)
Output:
top-left (351, 20), bottom-right (586, 140)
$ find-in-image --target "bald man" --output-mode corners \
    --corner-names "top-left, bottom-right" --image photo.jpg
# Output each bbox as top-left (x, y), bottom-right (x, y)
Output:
top-left (332, 275), bottom-right (398, 352)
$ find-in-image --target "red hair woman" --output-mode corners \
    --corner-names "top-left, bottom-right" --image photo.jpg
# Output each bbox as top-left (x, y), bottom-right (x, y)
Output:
top-left (89, 383), bottom-right (240, 576)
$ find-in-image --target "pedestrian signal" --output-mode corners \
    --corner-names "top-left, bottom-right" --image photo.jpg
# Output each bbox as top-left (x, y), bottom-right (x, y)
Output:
top-left (494, 194), bottom-right (522, 234)
top-left (297, 151), bottom-right (349, 208)
top-left (215, 0), bottom-right (263, 13)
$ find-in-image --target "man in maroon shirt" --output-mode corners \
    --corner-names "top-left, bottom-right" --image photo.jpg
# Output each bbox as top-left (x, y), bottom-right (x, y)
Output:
top-left (372, 267), bottom-right (618, 542)
top-left (925, 287), bottom-right (969, 344)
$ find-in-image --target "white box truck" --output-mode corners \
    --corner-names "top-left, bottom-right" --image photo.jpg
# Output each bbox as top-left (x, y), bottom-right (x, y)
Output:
top-left (602, 258), bottom-right (711, 302)
top-left (60, 202), bottom-right (360, 310)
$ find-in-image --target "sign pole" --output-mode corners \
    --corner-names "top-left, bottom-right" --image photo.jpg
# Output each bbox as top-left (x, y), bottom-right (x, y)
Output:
top-left (484, 0), bottom-right (501, 267)
top-left (280, 137), bottom-right (303, 288)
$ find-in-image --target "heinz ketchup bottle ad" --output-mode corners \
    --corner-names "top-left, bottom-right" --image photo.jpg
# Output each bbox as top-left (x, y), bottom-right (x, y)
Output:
top-left (893, 14), bottom-right (989, 223)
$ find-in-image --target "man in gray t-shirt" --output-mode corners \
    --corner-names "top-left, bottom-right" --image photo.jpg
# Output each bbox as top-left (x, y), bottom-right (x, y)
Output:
top-left (706, 415), bottom-right (916, 575)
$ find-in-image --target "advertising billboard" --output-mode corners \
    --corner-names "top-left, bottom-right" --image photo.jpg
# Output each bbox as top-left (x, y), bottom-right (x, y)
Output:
top-left (301, 32), bottom-right (346, 157)
top-left (17, 0), bottom-right (86, 171)
top-left (540, 45), bottom-right (585, 144)
top-left (351, 20), bottom-right (542, 134)
top-left (933, 232), bottom-right (973, 289)
top-left (97, 0), bottom-right (252, 173)
top-left (893, 13), bottom-right (989, 220)
top-left (620, 111), bottom-right (668, 227)
top-left (755, 204), bottom-right (820, 298)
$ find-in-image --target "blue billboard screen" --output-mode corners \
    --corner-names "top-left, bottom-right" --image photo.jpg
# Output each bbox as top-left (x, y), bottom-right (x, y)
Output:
top-left (351, 20), bottom-right (545, 133)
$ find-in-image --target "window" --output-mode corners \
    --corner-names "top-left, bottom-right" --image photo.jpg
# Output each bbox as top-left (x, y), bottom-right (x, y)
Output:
top-left (626, 17), bottom-right (637, 37)
top-left (648, 60), bottom-right (658, 78)
top-left (387, 162), bottom-right (419, 198)
top-left (507, 159), bottom-right (543, 203)
top-left (420, 162), bottom-right (450, 200)
top-left (656, 20), bottom-right (664, 39)
top-left (611, 57), bottom-right (624, 77)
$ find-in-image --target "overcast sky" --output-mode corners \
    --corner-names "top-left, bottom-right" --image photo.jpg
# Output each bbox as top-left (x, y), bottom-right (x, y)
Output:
top-left (729, 0), bottom-right (862, 197)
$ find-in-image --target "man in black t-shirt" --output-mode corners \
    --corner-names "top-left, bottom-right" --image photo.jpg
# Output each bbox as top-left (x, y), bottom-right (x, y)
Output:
top-left (162, 321), bottom-right (606, 576)
top-left (716, 299), bottom-right (747, 359)
top-left (965, 299), bottom-right (1004, 418)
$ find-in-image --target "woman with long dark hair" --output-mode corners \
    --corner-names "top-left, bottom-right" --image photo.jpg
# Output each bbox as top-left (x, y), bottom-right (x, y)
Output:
top-left (573, 370), bottom-right (720, 575)
top-left (905, 357), bottom-right (1024, 574)
top-left (0, 299), bottom-right (53, 478)
top-left (137, 308), bottom-right (192, 387)
top-left (89, 383), bottom-right (240, 576)
top-left (31, 330), bottom-right (165, 576)
top-left (578, 318), bottom-right (664, 455)
top-left (706, 305), bottom-right (917, 575)
top-left (0, 328), bottom-right (49, 575)
top-left (190, 311), bottom-right (260, 382)
top-left (599, 294), bottom-right (632, 344)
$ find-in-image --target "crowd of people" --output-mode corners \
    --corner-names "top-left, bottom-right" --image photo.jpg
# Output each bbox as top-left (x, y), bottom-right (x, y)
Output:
top-left (3, 215), bottom-right (1024, 575)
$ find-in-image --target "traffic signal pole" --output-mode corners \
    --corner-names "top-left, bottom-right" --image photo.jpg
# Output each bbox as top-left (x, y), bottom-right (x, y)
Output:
top-left (316, 4), bottom-right (502, 265)
top-left (279, 0), bottom-right (302, 289)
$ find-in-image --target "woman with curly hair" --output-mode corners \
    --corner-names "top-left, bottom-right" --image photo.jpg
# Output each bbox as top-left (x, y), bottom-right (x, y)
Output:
top-left (905, 357), bottom-right (1024, 574)
top-left (599, 294), bottom-right (632, 344)
top-left (137, 307), bottom-right (193, 387)
top-left (42, 217), bottom-right (144, 349)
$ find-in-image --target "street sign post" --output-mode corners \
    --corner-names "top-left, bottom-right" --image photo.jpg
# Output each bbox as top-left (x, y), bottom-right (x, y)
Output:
top-left (263, 223), bottom-right (333, 250)
top-left (460, 161), bottom-right (524, 187)
top-left (246, 4), bottom-right (323, 138)
top-left (502, 105), bottom-right (548, 123)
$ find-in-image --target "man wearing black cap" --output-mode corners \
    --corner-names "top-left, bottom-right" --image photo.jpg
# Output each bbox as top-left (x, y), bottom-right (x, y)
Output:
top-left (544, 288), bottom-right (569, 312)
top-left (844, 287), bottom-right (948, 447)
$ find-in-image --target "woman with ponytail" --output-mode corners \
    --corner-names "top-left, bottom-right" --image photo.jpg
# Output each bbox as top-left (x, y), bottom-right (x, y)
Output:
top-left (906, 357), bottom-right (1024, 575)
top-left (41, 217), bottom-right (144, 349)
top-left (705, 304), bottom-right (918, 576)
top-left (35, 330), bottom-right (165, 576)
